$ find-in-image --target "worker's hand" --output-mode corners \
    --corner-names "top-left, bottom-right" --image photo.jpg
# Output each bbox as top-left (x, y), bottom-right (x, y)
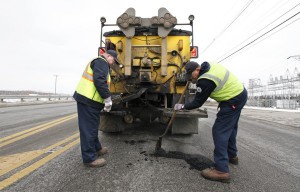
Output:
top-left (103, 96), bottom-right (112, 112)
top-left (174, 103), bottom-right (184, 111)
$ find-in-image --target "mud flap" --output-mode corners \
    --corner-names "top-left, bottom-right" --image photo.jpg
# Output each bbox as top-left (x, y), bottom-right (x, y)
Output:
top-left (162, 108), bottom-right (207, 135)
top-left (99, 114), bottom-right (125, 133)
top-left (171, 117), bottom-right (199, 134)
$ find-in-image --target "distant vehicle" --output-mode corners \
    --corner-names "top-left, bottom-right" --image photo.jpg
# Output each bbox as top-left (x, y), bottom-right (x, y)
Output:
top-left (99, 7), bottom-right (207, 134)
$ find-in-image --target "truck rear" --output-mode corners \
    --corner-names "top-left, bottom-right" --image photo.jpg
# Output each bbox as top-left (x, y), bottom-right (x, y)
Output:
top-left (99, 8), bottom-right (207, 134)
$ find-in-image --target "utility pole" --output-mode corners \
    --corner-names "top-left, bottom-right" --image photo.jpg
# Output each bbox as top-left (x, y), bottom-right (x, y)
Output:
top-left (54, 74), bottom-right (59, 95)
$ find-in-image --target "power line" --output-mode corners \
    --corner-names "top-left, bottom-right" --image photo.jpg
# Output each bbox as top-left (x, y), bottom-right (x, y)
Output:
top-left (245, 19), bottom-right (300, 78)
top-left (260, 20), bottom-right (300, 75)
top-left (223, 12), bottom-right (300, 72)
top-left (217, 11), bottom-right (300, 63)
top-left (248, 16), bottom-right (300, 52)
top-left (200, 0), bottom-right (255, 55)
top-left (256, 0), bottom-right (293, 24)
top-left (216, 2), bottom-right (300, 61)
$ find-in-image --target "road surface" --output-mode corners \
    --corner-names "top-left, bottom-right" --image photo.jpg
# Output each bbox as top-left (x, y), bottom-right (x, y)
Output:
top-left (0, 102), bottom-right (299, 191)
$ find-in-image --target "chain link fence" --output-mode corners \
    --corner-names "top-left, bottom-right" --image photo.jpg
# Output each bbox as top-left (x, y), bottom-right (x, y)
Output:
top-left (247, 96), bottom-right (300, 109)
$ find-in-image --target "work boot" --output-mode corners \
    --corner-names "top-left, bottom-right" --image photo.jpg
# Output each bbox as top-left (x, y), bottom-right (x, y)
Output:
top-left (85, 158), bottom-right (106, 168)
top-left (229, 156), bottom-right (239, 165)
top-left (201, 167), bottom-right (231, 183)
top-left (98, 147), bottom-right (108, 156)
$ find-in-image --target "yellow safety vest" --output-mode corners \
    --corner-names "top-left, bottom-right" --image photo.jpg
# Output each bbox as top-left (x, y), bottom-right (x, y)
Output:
top-left (76, 57), bottom-right (111, 103)
top-left (198, 63), bottom-right (243, 102)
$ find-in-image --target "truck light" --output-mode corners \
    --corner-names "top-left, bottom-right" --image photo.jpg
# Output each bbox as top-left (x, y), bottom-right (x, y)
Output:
top-left (190, 46), bottom-right (198, 58)
top-left (151, 17), bottom-right (159, 24)
top-left (171, 50), bottom-right (178, 56)
top-left (100, 17), bottom-right (106, 24)
top-left (98, 47), bottom-right (105, 56)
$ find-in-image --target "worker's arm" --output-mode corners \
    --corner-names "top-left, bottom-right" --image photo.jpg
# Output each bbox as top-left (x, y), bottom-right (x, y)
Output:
top-left (183, 78), bottom-right (216, 110)
top-left (91, 58), bottom-right (111, 99)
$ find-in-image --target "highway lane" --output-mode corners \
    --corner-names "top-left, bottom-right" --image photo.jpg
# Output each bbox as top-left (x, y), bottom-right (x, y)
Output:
top-left (0, 102), bottom-right (77, 138)
top-left (0, 102), bottom-right (299, 191)
top-left (0, 102), bottom-right (79, 190)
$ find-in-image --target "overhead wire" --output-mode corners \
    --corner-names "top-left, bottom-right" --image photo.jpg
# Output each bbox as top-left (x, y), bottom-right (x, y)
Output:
top-left (238, 15), bottom-right (300, 78)
top-left (246, 15), bottom-right (300, 53)
top-left (217, 11), bottom-right (300, 63)
top-left (216, 2), bottom-right (300, 62)
top-left (200, 0), bottom-right (255, 55)
top-left (219, 0), bottom-right (291, 55)
top-left (209, 0), bottom-right (289, 62)
top-left (258, 0), bottom-right (293, 22)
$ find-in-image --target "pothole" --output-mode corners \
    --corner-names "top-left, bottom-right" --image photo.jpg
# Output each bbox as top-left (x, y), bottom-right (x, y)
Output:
top-left (150, 149), bottom-right (213, 171)
top-left (122, 140), bottom-right (213, 171)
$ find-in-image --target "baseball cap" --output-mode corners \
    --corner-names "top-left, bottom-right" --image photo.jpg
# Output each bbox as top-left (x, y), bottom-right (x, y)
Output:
top-left (185, 61), bottom-right (200, 80)
top-left (106, 50), bottom-right (120, 64)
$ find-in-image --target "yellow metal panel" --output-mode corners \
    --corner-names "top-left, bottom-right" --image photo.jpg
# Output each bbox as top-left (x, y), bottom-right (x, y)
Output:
top-left (133, 59), bottom-right (140, 66)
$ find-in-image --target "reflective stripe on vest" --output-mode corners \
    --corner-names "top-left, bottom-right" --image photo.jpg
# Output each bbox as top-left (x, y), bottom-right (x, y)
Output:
top-left (201, 69), bottom-right (230, 91)
top-left (82, 64), bottom-right (94, 82)
top-left (76, 57), bottom-right (111, 103)
top-left (198, 63), bottom-right (243, 102)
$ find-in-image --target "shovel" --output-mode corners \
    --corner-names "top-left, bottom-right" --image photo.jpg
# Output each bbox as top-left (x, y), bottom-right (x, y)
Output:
top-left (155, 81), bottom-right (190, 152)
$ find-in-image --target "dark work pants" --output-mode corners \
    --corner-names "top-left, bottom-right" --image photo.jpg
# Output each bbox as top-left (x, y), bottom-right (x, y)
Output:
top-left (77, 102), bottom-right (103, 163)
top-left (212, 88), bottom-right (248, 173)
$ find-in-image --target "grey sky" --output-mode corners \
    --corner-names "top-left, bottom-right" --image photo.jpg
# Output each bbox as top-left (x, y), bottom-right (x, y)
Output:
top-left (0, 0), bottom-right (299, 94)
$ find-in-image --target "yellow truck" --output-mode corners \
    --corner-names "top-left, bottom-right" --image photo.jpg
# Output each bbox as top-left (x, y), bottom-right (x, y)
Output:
top-left (99, 8), bottom-right (207, 134)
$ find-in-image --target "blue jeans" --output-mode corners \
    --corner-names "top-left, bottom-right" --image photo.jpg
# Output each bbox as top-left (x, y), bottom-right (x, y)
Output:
top-left (77, 102), bottom-right (103, 163)
top-left (213, 88), bottom-right (248, 173)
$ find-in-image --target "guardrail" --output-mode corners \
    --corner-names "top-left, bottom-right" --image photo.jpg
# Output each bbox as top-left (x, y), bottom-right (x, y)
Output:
top-left (0, 95), bottom-right (74, 103)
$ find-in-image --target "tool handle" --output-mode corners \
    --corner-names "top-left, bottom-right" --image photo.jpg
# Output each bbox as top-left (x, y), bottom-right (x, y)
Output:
top-left (160, 81), bottom-right (190, 137)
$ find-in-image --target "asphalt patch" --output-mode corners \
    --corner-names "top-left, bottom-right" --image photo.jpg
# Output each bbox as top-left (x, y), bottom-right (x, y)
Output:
top-left (151, 148), bottom-right (213, 171)
top-left (124, 140), bottom-right (147, 145)
top-left (122, 140), bottom-right (212, 171)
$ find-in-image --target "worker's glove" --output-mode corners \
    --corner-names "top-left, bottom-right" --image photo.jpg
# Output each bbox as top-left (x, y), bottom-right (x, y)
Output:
top-left (103, 96), bottom-right (112, 112)
top-left (174, 104), bottom-right (184, 111)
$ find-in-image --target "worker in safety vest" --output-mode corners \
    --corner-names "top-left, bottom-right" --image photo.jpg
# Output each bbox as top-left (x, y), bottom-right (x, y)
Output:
top-left (73, 50), bottom-right (119, 167)
top-left (174, 61), bottom-right (248, 183)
